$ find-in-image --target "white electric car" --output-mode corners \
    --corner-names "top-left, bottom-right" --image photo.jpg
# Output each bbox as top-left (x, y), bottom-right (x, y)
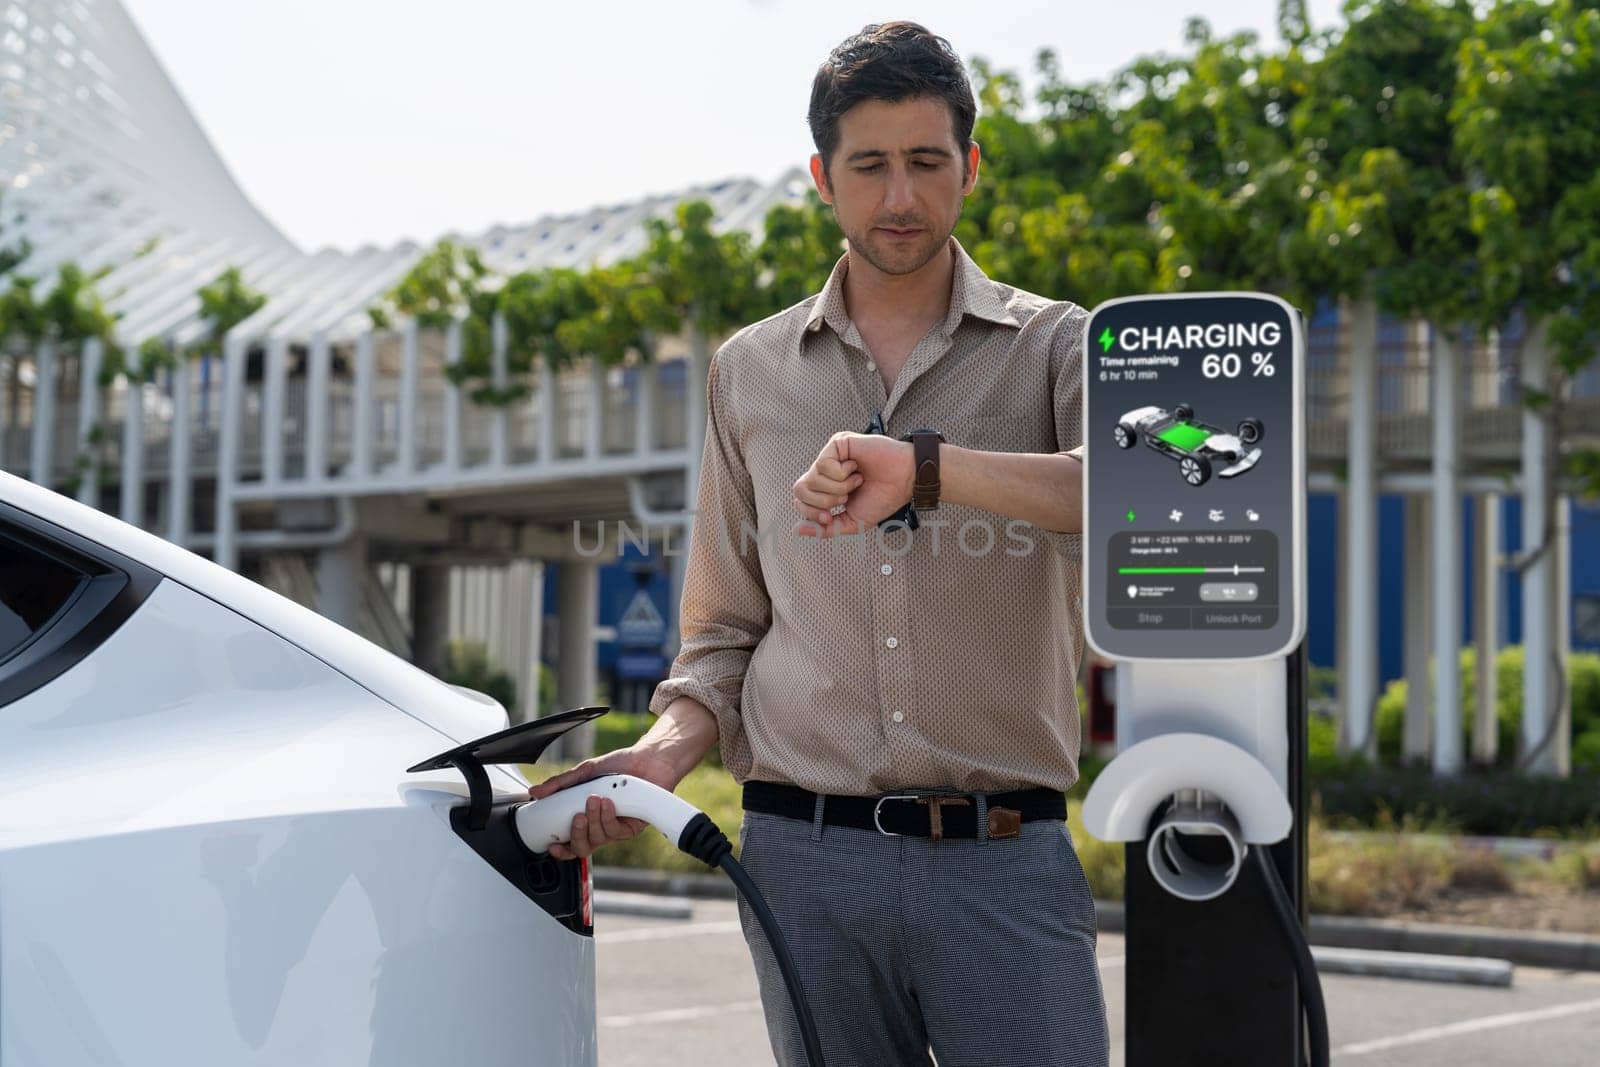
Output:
top-left (0, 470), bottom-right (598, 1066)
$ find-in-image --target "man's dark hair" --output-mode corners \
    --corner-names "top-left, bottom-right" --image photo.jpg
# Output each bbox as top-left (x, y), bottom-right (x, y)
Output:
top-left (808, 21), bottom-right (976, 178)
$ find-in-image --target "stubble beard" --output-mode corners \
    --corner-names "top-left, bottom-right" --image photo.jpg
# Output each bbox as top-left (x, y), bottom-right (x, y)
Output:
top-left (831, 195), bottom-right (965, 278)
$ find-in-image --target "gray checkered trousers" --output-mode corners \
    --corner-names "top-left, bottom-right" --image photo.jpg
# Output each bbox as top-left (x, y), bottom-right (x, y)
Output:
top-left (734, 795), bottom-right (1110, 1066)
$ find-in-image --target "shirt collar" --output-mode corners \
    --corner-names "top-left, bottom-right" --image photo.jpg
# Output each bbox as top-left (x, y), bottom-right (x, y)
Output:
top-left (803, 236), bottom-right (1020, 341)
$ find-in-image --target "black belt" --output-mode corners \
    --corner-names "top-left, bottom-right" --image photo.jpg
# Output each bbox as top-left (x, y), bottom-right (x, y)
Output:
top-left (742, 780), bottom-right (1066, 841)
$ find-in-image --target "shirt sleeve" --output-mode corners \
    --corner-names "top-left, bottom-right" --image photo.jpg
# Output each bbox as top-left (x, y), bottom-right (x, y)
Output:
top-left (647, 341), bottom-right (772, 751)
top-left (1035, 303), bottom-right (1087, 562)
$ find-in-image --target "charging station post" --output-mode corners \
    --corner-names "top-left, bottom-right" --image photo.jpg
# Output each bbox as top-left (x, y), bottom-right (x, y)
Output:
top-left (1079, 293), bottom-right (1324, 1065)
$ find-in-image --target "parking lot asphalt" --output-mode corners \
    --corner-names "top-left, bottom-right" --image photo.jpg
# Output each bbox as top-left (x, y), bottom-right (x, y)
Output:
top-left (594, 898), bottom-right (1600, 1066)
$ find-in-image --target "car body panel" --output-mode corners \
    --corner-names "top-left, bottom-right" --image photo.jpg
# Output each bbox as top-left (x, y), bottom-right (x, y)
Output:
top-left (0, 474), bottom-right (600, 1066)
top-left (0, 471), bottom-right (506, 745)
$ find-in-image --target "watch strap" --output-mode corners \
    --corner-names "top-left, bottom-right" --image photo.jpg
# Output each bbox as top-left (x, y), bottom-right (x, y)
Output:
top-left (902, 429), bottom-right (944, 510)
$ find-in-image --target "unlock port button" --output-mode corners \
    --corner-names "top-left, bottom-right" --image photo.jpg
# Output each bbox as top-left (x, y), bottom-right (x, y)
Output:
top-left (1199, 582), bottom-right (1259, 602)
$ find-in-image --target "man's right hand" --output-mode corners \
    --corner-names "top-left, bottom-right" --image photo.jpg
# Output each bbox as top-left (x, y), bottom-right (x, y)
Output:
top-left (526, 746), bottom-right (683, 861)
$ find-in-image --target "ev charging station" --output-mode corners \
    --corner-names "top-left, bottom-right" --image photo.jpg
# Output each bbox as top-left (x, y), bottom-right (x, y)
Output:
top-left (1080, 293), bottom-right (1329, 1065)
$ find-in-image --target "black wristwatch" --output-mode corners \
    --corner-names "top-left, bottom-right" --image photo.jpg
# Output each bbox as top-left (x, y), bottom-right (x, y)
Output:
top-left (898, 428), bottom-right (945, 511)
top-left (863, 412), bottom-right (934, 531)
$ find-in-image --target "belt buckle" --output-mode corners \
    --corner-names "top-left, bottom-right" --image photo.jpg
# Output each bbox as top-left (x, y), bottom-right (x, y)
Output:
top-left (872, 794), bottom-right (919, 836)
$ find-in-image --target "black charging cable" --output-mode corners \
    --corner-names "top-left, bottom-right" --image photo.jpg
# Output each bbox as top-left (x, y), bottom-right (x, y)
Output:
top-left (678, 814), bottom-right (828, 1067)
top-left (1252, 846), bottom-right (1330, 1067)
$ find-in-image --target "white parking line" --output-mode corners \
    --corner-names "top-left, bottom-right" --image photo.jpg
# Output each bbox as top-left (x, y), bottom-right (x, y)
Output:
top-left (600, 918), bottom-right (1131, 967)
top-left (598, 936), bottom-right (1126, 1030)
top-left (1335, 996), bottom-right (1600, 1056)
top-left (597, 919), bottom-right (744, 944)
top-left (602, 1000), bottom-right (764, 1028)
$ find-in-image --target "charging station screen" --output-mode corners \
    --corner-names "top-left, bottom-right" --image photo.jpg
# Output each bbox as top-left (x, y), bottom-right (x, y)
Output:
top-left (1083, 293), bottom-right (1303, 660)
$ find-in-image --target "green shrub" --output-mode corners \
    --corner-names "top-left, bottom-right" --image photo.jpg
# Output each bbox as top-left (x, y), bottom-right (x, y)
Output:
top-left (1305, 705), bottom-right (1378, 777)
top-left (442, 640), bottom-right (517, 711)
top-left (1313, 764), bottom-right (1600, 837)
top-left (1373, 647), bottom-right (1600, 769)
top-left (593, 711), bottom-right (654, 753)
top-left (1068, 801), bottom-right (1125, 900)
top-left (586, 709), bottom-right (724, 767)
top-left (1068, 751), bottom-right (1108, 800)
top-left (1574, 729), bottom-right (1600, 774)
top-left (1552, 845), bottom-right (1600, 891)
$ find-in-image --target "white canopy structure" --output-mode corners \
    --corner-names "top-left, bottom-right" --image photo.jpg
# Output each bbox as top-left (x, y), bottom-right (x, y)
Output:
top-left (0, 0), bottom-right (807, 351)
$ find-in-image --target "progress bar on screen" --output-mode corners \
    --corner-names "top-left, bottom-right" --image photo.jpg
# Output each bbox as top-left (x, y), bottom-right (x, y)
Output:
top-left (1118, 566), bottom-right (1269, 575)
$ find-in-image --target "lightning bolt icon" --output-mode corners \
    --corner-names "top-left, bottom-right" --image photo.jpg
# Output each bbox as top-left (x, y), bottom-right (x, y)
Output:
top-left (1098, 327), bottom-right (1114, 353)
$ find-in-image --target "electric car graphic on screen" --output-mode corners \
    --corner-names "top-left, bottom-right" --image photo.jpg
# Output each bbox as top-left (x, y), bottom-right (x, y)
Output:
top-left (1113, 404), bottom-right (1265, 486)
top-left (0, 469), bottom-right (599, 1066)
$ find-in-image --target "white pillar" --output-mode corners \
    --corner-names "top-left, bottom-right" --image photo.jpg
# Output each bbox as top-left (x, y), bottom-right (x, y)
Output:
top-left (521, 561), bottom-right (545, 723)
top-left (1520, 324), bottom-right (1557, 773)
top-left (537, 356), bottom-right (556, 466)
top-left (1340, 298), bottom-right (1380, 757)
top-left (120, 374), bottom-right (145, 527)
top-left (1554, 493), bottom-right (1572, 776)
top-left (351, 331), bottom-right (375, 479)
top-left (443, 320), bottom-right (464, 471)
top-left (636, 357), bottom-right (656, 455)
top-left (317, 533), bottom-right (367, 633)
top-left (587, 360), bottom-right (606, 459)
top-left (1472, 493), bottom-right (1501, 766)
top-left (262, 336), bottom-right (288, 486)
top-left (306, 331), bottom-right (331, 483)
top-left (490, 313), bottom-right (509, 469)
top-left (168, 357), bottom-right (192, 546)
top-left (667, 530), bottom-right (688, 655)
top-left (213, 333), bottom-right (246, 570)
top-left (399, 319), bottom-right (419, 476)
top-left (555, 559), bottom-right (599, 758)
top-left (0, 355), bottom-right (11, 471)
top-left (1403, 495), bottom-right (1432, 765)
top-left (1431, 327), bottom-right (1463, 775)
top-left (684, 330), bottom-right (711, 608)
top-left (30, 342), bottom-right (56, 487)
top-left (76, 339), bottom-right (103, 507)
top-left (496, 559), bottom-right (544, 725)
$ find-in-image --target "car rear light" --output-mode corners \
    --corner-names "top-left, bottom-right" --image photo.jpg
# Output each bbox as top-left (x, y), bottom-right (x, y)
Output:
top-left (579, 856), bottom-right (593, 927)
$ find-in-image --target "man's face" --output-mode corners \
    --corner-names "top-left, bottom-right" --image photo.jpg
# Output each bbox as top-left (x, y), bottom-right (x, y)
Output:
top-left (810, 95), bottom-right (980, 277)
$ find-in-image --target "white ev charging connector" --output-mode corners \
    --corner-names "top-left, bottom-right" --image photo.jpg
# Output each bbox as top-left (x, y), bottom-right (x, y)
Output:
top-left (411, 711), bottom-right (827, 1067)
top-left (513, 773), bottom-right (698, 852)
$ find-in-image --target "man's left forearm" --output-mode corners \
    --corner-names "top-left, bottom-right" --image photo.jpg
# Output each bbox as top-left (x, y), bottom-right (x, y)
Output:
top-left (938, 444), bottom-right (1083, 533)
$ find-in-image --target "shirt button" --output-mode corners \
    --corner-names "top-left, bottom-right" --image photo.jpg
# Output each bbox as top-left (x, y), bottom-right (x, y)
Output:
top-left (880, 563), bottom-right (893, 576)
top-left (885, 636), bottom-right (898, 649)
top-left (892, 711), bottom-right (905, 723)
top-left (866, 360), bottom-right (876, 371)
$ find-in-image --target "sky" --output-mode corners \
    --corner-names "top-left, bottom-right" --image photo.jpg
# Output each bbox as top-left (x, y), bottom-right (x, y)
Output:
top-left (121, 0), bottom-right (1347, 255)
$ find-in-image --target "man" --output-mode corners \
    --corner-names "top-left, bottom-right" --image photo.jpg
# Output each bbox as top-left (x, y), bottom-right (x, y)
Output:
top-left (530, 21), bottom-right (1108, 1066)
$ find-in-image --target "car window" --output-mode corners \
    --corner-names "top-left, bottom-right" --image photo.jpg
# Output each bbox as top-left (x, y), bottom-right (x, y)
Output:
top-left (0, 529), bottom-right (89, 665)
top-left (0, 507), bottom-right (160, 708)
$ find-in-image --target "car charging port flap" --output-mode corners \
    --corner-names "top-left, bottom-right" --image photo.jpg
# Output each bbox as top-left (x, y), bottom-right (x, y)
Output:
top-left (407, 705), bottom-right (610, 829)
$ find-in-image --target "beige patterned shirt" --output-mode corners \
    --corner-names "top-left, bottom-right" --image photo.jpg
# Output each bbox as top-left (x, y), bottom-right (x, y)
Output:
top-left (648, 237), bottom-right (1089, 795)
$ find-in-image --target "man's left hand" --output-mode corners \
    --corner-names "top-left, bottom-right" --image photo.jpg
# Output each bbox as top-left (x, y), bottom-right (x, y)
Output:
top-left (792, 431), bottom-right (914, 537)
